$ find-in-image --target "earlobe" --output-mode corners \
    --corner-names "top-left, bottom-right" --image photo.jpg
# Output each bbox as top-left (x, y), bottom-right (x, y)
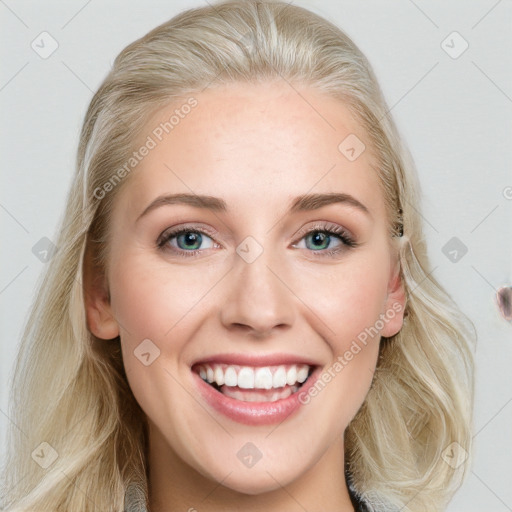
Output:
top-left (381, 259), bottom-right (407, 338)
top-left (85, 291), bottom-right (120, 340)
top-left (82, 245), bottom-right (120, 340)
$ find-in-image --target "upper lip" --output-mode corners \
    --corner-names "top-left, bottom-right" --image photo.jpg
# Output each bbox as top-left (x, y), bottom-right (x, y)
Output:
top-left (191, 352), bottom-right (321, 368)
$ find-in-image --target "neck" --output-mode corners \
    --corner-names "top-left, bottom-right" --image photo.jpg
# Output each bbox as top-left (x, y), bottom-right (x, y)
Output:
top-left (147, 423), bottom-right (356, 512)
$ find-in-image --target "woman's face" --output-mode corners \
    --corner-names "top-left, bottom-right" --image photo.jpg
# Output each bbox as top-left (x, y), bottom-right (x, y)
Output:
top-left (86, 81), bottom-right (405, 498)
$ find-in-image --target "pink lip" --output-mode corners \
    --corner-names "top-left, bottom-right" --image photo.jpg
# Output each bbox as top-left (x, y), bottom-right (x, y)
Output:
top-left (191, 352), bottom-right (320, 367)
top-left (192, 365), bottom-right (322, 426)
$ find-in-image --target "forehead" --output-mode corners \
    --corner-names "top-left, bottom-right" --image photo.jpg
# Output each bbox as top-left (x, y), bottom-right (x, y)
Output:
top-left (116, 81), bottom-right (385, 222)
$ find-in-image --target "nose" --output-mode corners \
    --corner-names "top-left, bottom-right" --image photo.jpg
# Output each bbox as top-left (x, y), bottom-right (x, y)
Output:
top-left (219, 246), bottom-right (295, 338)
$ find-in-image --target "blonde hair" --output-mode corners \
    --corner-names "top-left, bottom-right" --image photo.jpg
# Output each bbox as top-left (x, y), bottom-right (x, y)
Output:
top-left (1, 1), bottom-right (474, 511)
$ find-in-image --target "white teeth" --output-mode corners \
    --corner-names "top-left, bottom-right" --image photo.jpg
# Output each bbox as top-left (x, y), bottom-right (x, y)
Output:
top-left (238, 367), bottom-right (254, 389)
top-left (286, 366), bottom-right (297, 386)
top-left (214, 366), bottom-right (224, 386)
top-left (272, 366), bottom-right (287, 388)
top-left (254, 368), bottom-right (273, 390)
top-left (222, 385), bottom-right (299, 402)
top-left (196, 363), bottom-right (311, 390)
top-left (297, 366), bottom-right (309, 383)
top-left (224, 366), bottom-right (238, 387)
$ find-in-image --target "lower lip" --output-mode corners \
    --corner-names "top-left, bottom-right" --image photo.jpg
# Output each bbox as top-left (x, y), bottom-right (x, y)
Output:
top-left (192, 367), bottom-right (321, 426)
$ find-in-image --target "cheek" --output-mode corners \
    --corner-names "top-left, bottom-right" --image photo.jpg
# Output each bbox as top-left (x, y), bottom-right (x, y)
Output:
top-left (106, 255), bottom-right (210, 397)
top-left (297, 299), bottom-right (384, 431)
top-left (291, 252), bottom-right (389, 422)
top-left (107, 254), bottom-right (214, 427)
top-left (108, 252), bottom-right (220, 343)
top-left (296, 253), bottom-right (390, 353)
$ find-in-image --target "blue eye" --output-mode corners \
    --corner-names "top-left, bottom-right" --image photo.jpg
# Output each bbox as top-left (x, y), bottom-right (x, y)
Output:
top-left (157, 222), bottom-right (357, 258)
top-left (157, 228), bottom-right (216, 256)
top-left (292, 224), bottom-right (357, 256)
top-left (303, 231), bottom-right (341, 251)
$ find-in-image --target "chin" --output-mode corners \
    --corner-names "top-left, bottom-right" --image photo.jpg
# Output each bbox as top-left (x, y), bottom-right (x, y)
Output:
top-left (220, 470), bottom-right (293, 496)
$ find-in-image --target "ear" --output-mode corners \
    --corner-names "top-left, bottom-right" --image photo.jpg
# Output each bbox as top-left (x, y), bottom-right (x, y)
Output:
top-left (380, 256), bottom-right (406, 338)
top-left (82, 242), bottom-right (120, 340)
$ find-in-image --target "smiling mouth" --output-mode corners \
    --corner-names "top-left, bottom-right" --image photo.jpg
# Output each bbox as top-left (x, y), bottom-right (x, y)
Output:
top-left (192, 363), bottom-right (315, 403)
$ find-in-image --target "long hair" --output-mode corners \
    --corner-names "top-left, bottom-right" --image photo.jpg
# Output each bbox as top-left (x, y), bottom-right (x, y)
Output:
top-left (1, 1), bottom-right (474, 510)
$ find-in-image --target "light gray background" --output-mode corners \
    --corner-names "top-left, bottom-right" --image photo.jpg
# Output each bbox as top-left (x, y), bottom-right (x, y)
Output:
top-left (1, 1), bottom-right (511, 510)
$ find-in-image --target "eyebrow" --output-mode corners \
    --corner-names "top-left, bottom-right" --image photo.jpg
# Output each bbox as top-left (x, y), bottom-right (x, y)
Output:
top-left (136, 192), bottom-right (370, 222)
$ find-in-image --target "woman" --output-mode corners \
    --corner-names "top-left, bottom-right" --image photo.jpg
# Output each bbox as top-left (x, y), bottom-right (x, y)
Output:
top-left (1, 1), bottom-right (474, 511)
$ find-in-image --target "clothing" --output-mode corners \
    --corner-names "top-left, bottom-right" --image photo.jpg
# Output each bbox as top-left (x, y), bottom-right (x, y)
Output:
top-left (124, 480), bottom-right (374, 511)
top-left (348, 479), bottom-right (372, 512)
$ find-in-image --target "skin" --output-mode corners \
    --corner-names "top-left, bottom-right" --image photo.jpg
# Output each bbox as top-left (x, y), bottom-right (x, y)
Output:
top-left (85, 81), bottom-right (405, 512)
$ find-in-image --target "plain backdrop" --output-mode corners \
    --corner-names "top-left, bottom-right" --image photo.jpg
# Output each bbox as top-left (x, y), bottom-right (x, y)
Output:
top-left (1, 1), bottom-right (511, 510)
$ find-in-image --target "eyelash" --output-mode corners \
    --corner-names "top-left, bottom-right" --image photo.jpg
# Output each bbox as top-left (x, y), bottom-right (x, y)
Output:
top-left (156, 222), bottom-right (358, 259)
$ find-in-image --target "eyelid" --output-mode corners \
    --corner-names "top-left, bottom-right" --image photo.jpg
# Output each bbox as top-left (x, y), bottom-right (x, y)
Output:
top-left (292, 221), bottom-right (355, 243)
top-left (157, 220), bottom-right (358, 257)
top-left (157, 223), bottom-right (219, 246)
